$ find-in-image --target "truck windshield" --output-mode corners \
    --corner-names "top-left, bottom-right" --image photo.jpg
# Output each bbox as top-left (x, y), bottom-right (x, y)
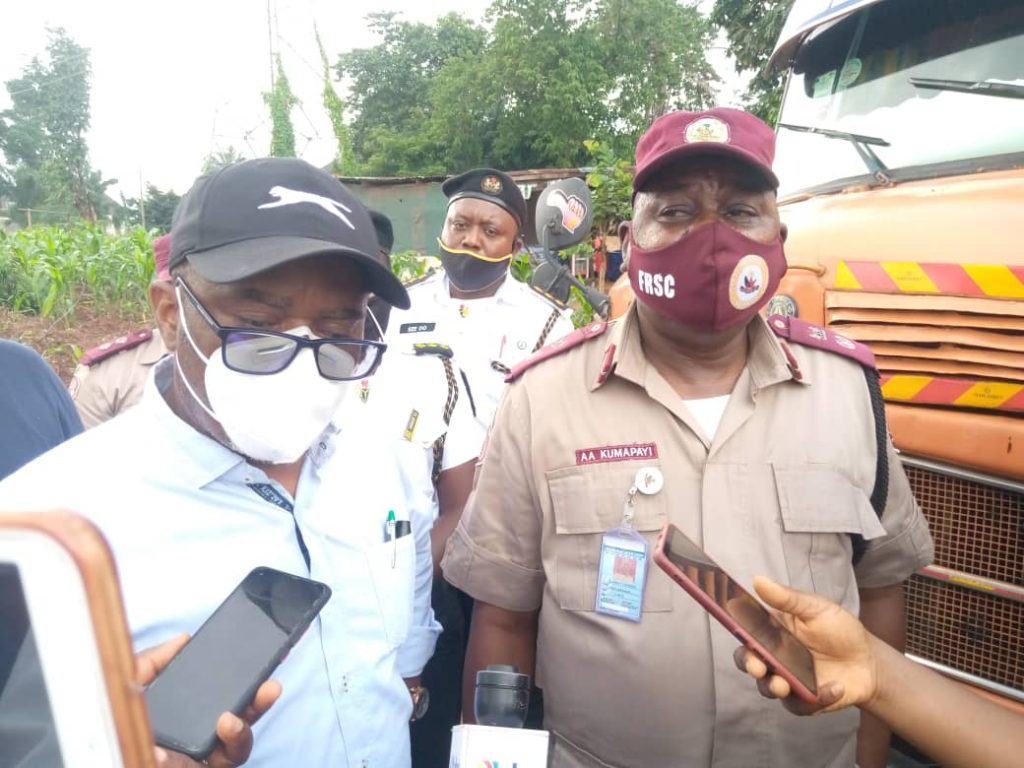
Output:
top-left (775, 0), bottom-right (1024, 196)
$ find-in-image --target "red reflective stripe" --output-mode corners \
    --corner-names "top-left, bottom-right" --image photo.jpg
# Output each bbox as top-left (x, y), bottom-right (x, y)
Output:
top-left (912, 378), bottom-right (973, 405)
top-left (844, 261), bottom-right (898, 292)
top-left (921, 263), bottom-right (983, 296)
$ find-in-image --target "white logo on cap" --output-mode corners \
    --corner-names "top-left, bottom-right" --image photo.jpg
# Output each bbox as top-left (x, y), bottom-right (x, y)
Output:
top-left (258, 186), bottom-right (355, 229)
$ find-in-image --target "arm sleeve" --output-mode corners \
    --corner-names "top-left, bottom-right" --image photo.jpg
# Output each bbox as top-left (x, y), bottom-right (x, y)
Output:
top-left (854, 438), bottom-right (935, 589)
top-left (442, 383), bottom-right (546, 612)
top-left (396, 493), bottom-right (442, 677)
top-left (69, 366), bottom-right (110, 430)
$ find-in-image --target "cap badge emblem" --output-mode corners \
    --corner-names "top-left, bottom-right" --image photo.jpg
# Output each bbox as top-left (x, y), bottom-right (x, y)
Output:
top-left (684, 116), bottom-right (730, 144)
top-left (481, 175), bottom-right (503, 195)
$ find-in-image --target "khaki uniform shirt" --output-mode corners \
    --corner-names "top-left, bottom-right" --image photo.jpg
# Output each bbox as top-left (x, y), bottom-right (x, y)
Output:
top-left (443, 306), bottom-right (934, 768)
top-left (70, 331), bottom-right (168, 428)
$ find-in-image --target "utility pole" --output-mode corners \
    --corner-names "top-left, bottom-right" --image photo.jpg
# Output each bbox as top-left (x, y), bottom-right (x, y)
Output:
top-left (138, 169), bottom-right (147, 230)
top-left (267, 0), bottom-right (275, 88)
top-left (19, 208), bottom-right (32, 227)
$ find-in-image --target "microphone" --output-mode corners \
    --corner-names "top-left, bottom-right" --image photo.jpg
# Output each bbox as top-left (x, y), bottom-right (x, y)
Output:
top-left (449, 664), bottom-right (550, 767)
top-left (531, 178), bottom-right (610, 319)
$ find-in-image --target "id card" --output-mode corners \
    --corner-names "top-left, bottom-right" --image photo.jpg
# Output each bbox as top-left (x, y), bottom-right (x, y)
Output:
top-left (594, 527), bottom-right (649, 622)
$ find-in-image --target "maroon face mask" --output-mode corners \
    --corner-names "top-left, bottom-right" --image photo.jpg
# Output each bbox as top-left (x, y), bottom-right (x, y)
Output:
top-left (627, 221), bottom-right (786, 332)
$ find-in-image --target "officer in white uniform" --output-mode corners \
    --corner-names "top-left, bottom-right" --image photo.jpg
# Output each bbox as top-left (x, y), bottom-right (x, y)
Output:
top-left (342, 211), bottom-right (485, 767)
top-left (385, 169), bottom-right (574, 430)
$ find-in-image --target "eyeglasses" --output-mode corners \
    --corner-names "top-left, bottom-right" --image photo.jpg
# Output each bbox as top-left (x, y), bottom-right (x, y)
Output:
top-left (176, 278), bottom-right (386, 381)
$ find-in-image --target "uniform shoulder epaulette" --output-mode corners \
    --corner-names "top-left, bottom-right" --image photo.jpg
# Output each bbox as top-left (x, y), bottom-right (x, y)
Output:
top-left (506, 320), bottom-right (607, 382)
top-left (412, 341), bottom-right (454, 359)
top-left (767, 315), bottom-right (876, 369)
top-left (79, 329), bottom-right (154, 366)
top-left (402, 269), bottom-right (440, 290)
top-left (527, 281), bottom-right (569, 310)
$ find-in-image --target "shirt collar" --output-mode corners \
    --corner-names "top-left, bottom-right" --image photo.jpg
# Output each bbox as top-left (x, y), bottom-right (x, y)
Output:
top-left (589, 306), bottom-right (802, 392)
top-left (142, 357), bottom-right (250, 489)
top-left (139, 331), bottom-right (169, 366)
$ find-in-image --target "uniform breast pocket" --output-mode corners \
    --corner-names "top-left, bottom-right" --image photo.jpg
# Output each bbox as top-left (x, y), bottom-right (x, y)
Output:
top-left (365, 535), bottom-right (415, 649)
top-left (546, 464), bottom-right (671, 613)
top-left (773, 464), bottom-right (887, 603)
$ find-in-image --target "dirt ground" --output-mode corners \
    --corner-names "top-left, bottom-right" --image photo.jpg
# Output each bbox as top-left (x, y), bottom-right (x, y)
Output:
top-left (0, 303), bottom-right (153, 383)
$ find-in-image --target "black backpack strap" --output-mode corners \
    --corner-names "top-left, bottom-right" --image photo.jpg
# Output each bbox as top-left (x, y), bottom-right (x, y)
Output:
top-left (852, 367), bottom-right (890, 565)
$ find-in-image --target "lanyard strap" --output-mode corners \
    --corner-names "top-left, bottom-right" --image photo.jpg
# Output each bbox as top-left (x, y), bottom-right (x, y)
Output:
top-left (247, 483), bottom-right (311, 571)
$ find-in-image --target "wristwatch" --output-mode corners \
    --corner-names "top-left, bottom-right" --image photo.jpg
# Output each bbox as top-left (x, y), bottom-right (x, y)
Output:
top-left (409, 685), bottom-right (430, 721)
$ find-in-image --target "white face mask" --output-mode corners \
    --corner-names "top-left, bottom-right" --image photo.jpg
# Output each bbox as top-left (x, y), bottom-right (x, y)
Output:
top-left (176, 297), bottom-right (352, 464)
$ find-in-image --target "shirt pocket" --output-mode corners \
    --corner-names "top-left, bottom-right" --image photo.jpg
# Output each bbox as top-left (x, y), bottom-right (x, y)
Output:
top-left (365, 534), bottom-right (416, 649)
top-left (773, 464), bottom-right (887, 603)
top-left (546, 463), bottom-right (671, 613)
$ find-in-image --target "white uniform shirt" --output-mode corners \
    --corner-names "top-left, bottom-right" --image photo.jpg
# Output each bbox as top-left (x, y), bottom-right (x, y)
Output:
top-left (338, 344), bottom-right (486, 522)
top-left (385, 272), bottom-right (574, 428)
top-left (0, 358), bottom-right (440, 768)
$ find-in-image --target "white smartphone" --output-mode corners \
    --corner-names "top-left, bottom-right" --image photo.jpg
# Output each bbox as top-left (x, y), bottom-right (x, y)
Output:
top-left (0, 510), bottom-right (154, 768)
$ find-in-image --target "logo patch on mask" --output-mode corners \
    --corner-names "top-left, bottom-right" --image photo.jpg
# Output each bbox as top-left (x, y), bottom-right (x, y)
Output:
top-left (257, 186), bottom-right (355, 229)
top-left (729, 254), bottom-right (769, 309)
top-left (684, 117), bottom-right (730, 144)
top-left (481, 175), bottom-right (503, 194)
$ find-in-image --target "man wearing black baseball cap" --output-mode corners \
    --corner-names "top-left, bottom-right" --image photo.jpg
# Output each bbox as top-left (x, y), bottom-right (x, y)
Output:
top-left (0, 158), bottom-right (440, 767)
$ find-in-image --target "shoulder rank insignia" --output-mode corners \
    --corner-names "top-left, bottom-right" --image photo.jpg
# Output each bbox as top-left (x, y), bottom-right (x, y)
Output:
top-left (413, 342), bottom-right (454, 359)
top-left (767, 315), bottom-right (876, 369)
top-left (403, 269), bottom-right (439, 289)
top-left (505, 320), bottom-right (607, 383)
top-left (528, 282), bottom-right (569, 310)
top-left (79, 328), bottom-right (154, 367)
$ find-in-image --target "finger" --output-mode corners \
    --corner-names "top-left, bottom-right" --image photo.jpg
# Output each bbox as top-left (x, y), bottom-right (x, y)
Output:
top-left (752, 576), bottom-right (827, 622)
top-left (239, 679), bottom-right (282, 725)
top-left (767, 674), bottom-right (792, 699)
top-left (208, 712), bottom-right (250, 768)
top-left (756, 674), bottom-right (779, 700)
top-left (135, 633), bottom-right (190, 686)
top-left (153, 745), bottom-right (198, 768)
top-left (813, 680), bottom-right (846, 711)
top-left (733, 646), bottom-right (768, 679)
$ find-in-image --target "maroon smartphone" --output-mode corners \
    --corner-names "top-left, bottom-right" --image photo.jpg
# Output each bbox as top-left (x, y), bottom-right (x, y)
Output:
top-left (653, 523), bottom-right (819, 704)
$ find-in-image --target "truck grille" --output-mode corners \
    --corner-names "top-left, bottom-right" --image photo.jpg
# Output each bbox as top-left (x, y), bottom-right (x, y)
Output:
top-left (825, 291), bottom-right (1024, 390)
top-left (903, 463), bottom-right (1024, 695)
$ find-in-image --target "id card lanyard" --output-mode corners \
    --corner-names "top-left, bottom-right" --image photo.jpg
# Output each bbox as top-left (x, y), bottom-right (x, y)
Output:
top-left (594, 467), bottom-right (663, 622)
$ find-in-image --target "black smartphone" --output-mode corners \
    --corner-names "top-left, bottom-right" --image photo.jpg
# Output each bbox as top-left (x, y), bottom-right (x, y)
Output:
top-left (145, 566), bottom-right (332, 760)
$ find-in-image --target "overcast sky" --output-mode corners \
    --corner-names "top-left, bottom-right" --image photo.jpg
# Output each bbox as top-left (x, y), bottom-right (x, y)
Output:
top-left (0, 0), bottom-right (743, 199)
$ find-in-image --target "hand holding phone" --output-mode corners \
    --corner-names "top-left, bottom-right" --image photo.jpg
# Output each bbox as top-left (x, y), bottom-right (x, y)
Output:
top-left (144, 567), bottom-right (331, 760)
top-left (653, 523), bottom-right (819, 705)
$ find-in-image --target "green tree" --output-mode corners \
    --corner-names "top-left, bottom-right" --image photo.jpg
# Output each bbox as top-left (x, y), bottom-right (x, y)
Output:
top-left (121, 184), bottom-right (181, 232)
top-left (594, 0), bottom-right (716, 153)
top-left (262, 54), bottom-right (299, 157)
top-left (335, 12), bottom-right (487, 175)
top-left (316, 28), bottom-right (356, 175)
top-left (335, 3), bottom-right (716, 174)
top-left (201, 145), bottom-right (247, 174)
top-left (711, 0), bottom-right (795, 124)
top-left (0, 27), bottom-right (114, 224)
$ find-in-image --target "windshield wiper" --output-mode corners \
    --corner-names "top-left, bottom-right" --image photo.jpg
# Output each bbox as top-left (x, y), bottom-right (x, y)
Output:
top-left (910, 77), bottom-right (1024, 100)
top-left (777, 123), bottom-right (892, 184)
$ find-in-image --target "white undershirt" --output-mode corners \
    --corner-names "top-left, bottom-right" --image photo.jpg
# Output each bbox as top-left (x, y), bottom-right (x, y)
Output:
top-left (681, 394), bottom-right (731, 441)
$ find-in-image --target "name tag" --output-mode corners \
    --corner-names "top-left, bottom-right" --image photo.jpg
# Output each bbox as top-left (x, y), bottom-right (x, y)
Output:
top-left (400, 322), bottom-right (436, 334)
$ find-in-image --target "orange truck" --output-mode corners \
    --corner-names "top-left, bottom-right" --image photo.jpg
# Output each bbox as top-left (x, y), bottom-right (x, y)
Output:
top-left (769, 0), bottom-right (1024, 719)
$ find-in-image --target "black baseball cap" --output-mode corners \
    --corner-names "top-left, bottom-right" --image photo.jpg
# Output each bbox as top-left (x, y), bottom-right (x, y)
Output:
top-left (170, 158), bottom-right (410, 309)
top-left (442, 168), bottom-right (526, 230)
